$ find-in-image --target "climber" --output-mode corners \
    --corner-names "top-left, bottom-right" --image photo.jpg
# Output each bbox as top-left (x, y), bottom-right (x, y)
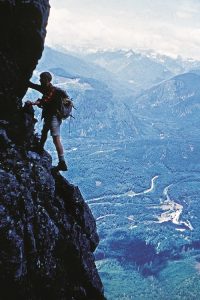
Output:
top-left (28, 71), bottom-right (68, 171)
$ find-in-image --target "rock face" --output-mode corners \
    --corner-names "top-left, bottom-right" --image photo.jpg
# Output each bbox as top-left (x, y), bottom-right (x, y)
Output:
top-left (0, 1), bottom-right (105, 299)
top-left (0, 0), bottom-right (50, 139)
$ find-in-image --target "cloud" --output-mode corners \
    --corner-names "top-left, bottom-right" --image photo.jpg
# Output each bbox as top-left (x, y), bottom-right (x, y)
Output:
top-left (46, 1), bottom-right (200, 59)
top-left (175, 2), bottom-right (200, 20)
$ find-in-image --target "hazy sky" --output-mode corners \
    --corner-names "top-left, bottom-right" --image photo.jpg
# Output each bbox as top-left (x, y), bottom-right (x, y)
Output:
top-left (46, 0), bottom-right (200, 59)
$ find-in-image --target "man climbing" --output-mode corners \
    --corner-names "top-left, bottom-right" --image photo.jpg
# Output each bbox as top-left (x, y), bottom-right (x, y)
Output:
top-left (28, 71), bottom-right (68, 171)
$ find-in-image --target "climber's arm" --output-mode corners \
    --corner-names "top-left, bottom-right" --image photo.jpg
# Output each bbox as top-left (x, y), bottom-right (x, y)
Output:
top-left (26, 99), bottom-right (42, 107)
top-left (28, 81), bottom-right (43, 93)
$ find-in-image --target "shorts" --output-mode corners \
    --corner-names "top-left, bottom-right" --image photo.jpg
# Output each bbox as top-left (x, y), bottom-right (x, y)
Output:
top-left (43, 115), bottom-right (62, 136)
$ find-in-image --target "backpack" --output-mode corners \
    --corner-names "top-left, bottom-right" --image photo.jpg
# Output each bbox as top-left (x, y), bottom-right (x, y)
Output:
top-left (56, 89), bottom-right (74, 120)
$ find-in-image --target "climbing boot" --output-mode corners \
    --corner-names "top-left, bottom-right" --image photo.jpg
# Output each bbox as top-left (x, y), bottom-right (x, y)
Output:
top-left (56, 160), bottom-right (68, 171)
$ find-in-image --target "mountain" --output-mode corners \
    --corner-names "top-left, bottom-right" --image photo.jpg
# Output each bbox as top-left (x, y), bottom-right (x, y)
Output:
top-left (38, 47), bottom-right (135, 97)
top-left (133, 72), bottom-right (200, 138)
top-left (30, 48), bottom-right (200, 140)
top-left (82, 49), bottom-right (173, 90)
top-left (39, 47), bottom-right (111, 80)
top-left (27, 47), bottom-right (151, 139)
top-left (140, 50), bottom-right (200, 74)
top-left (28, 70), bottom-right (156, 140)
top-left (82, 49), bottom-right (200, 91)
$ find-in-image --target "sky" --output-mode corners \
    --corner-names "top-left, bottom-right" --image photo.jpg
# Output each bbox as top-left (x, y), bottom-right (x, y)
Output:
top-left (46, 0), bottom-right (200, 59)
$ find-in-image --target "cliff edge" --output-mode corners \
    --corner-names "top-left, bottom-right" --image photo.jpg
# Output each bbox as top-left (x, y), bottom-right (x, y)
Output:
top-left (0, 1), bottom-right (105, 299)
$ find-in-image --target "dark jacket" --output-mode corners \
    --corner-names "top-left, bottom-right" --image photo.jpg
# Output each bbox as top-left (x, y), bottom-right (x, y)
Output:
top-left (29, 82), bottom-right (68, 119)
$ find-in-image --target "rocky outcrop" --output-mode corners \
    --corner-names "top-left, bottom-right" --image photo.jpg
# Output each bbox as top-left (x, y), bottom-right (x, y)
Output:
top-left (0, 0), bottom-right (50, 139)
top-left (0, 1), bottom-right (105, 299)
top-left (0, 134), bottom-right (104, 299)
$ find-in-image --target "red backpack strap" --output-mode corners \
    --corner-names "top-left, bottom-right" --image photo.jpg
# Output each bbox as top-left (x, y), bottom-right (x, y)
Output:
top-left (42, 87), bottom-right (56, 103)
